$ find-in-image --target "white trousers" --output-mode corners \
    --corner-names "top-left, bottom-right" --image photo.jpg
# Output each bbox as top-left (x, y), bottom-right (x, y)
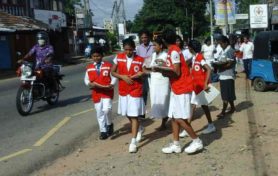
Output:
top-left (94, 98), bottom-right (113, 132)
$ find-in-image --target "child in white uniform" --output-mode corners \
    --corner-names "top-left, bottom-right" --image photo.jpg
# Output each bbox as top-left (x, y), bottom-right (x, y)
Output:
top-left (111, 38), bottom-right (145, 153)
top-left (84, 47), bottom-right (116, 140)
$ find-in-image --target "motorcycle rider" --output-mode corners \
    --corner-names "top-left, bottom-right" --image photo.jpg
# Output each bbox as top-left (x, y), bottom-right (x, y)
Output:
top-left (19, 31), bottom-right (57, 93)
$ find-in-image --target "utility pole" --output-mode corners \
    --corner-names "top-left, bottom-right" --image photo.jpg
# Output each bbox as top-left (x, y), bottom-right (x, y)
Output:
top-left (210, 0), bottom-right (214, 45)
top-left (191, 14), bottom-right (194, 39)
top-left (223, 0), bottom-right (229, 36)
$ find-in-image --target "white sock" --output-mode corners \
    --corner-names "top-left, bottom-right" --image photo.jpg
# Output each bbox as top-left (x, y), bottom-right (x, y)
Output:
top-left (131, 138), bottom-right (136, 144)
top-left (173, 141), bottom-right (180, 146)
top-left (193, 138), bottom-right (200, 143)
top-left (208, 123), bottom-right (214, 127)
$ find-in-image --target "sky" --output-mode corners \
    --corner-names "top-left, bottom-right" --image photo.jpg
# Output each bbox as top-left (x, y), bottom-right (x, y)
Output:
top-left (89, 0), bottom-right (144, 27)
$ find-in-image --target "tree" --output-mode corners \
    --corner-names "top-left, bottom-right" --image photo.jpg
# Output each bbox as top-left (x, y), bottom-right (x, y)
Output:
top-left (63, 0), bottom-right (81, 16)
top-left (131, 0), bottom-right (209, 38)
top-left (235, 0), bottom-right (260, 13)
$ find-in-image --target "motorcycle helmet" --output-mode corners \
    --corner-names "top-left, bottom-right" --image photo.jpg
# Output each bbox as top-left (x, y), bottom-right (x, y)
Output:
top-left (36, 31), bottom-right (49, 46)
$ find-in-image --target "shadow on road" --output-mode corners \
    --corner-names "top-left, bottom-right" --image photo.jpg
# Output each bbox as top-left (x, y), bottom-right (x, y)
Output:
top-left (30, 95), bottom-right (91, 115)
top-left (235, 100), bottom-right (254, 112)
top-left (198, 113), bottom-right (235, 147)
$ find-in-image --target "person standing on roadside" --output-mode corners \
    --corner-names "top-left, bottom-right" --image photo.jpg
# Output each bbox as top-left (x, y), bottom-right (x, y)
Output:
top-left (214, 36), bottom-right (236, 119)
top-left (84, 47), bottom-right (116, 140)
top-left (176, 35), bottom-right (193, 65)
top-left (136, 29), bottom-right (154, 106)
top-left (144, 37), bottom-right (170, 131)
top-left (111, 38), bottom-right (145, 153)
top-left (154, 29), bottom-right (203, 154)
top-left (239, 36), bottom-right (254, 79)
top-left (201, 37), bottom-right (215, 68)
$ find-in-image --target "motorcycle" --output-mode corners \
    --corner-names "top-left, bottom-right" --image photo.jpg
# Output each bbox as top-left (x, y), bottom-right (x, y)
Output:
top-left (16, 60), bottom-right (65, 116)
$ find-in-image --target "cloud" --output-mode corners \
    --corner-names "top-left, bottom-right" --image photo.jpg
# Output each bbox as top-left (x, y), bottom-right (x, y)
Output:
top-left (90, 0), bottom-right (143, 26)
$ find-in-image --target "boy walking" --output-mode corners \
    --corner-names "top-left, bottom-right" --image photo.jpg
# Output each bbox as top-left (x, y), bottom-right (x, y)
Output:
top-left (84, 47), bottom-right (116, 140)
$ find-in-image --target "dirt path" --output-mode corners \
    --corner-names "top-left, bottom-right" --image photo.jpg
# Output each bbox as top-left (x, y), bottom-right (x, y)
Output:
top-left (32, 74), bottom-right (278, 176)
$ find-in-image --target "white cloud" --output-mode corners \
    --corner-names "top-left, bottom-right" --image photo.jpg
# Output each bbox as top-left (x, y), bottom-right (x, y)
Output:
top-left (90, 0), bottom-right (143, 26)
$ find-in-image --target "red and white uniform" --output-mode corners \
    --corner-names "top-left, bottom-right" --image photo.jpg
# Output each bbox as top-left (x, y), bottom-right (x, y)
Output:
top-left (84, 61), bottom-right (116, 133)
top-left (166, 45), bottom-right (193, 119)
top-left (113, 53), bottom-right (145, 117)
top-left (191, 53), bottom-right (209, 105)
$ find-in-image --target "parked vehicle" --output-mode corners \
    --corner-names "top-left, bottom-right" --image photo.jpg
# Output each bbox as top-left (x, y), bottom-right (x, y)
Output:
top-left (16, 61), bottom-right (65, 116)
top-left (249, 31), bottom-right (278, 91)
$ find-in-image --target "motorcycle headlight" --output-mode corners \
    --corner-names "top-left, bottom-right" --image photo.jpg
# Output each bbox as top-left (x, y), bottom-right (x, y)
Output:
top-left (22, 65), bottom-right (32, 77)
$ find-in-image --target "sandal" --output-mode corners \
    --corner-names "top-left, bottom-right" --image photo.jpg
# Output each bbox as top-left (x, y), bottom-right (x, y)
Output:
top-left (217, 113), bottom-right (225, 119)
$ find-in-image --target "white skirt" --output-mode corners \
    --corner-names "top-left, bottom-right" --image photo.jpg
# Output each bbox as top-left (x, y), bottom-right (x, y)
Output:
top-left (118, 95), bottom-right (145, 117)
top-left (191, 91), bottom-right (208, 106)
top-left (150, 74), bottom-right (170, 118)
top-left (168, 91), bottom-right (192, 119)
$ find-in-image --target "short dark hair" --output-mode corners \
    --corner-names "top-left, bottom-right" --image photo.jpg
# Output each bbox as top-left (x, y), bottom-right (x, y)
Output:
top-left (205, 37), bottom-right (211, 44)
top-left (162, 29), bottom-right (176, 45)
top-left (139, 29), bottom-right (151, 37)
top-left (219, 35), bottom-right (230, 45)
top-left (122, 37), bottom-right (136, 49)
top-left (188, 39), bottom-right (202, 53)
top-left (91, 46), bottom-right (103, 56)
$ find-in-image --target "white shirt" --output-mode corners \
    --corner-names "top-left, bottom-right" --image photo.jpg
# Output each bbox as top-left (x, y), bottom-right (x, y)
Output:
top-left (150, 51), bottom-right (169, 81)
top-left (239, 41), bottom-right (254, 59)
top-left (218, 46), bottom-right (235, 80)
top-left (201, 44), bottom-right (214, 61)
top-left (214, 44), bottom-right (223, 60)
top-left (182, 48), bottom-right (193, 61)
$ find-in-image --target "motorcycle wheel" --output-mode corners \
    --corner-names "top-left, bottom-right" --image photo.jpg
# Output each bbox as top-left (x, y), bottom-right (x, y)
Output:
top-left (16, 87), bottom-right (33, 116)
top-left (46, 83), bottom-right (59, 105)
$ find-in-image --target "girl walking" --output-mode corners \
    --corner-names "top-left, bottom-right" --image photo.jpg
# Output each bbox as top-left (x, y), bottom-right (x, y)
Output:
top-left (155, 29), bottom-right (203, 154)
top-left (111, 38), bottom-right (145, 153)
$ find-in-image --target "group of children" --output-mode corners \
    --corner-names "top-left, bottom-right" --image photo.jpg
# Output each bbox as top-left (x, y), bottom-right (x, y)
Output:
top-left (84, 29), bottom-right (232, 154)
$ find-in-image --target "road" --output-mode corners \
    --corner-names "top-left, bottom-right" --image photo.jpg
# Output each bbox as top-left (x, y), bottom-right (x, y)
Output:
top-left (0, 55), bottom-right (117, 176)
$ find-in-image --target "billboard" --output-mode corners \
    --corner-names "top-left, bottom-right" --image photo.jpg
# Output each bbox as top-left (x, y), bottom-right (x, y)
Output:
top-left (272, 5), bottom-right (278, 24)
top-left (250, 4), bottom-right (268, 28)
top-left (34, 9), bottom-right (67, 30)
top-left (214, 0), bottom-right (236, 25)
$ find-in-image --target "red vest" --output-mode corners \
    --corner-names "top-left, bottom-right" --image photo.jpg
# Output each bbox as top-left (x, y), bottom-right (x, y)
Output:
top-left (166, 45), bottom-right (193, 94)
top-left (191, 53), bottom-right (207, 94)
top-left (116, 53), bottom-right (144, 97)
top-left (87, 61), bottom-right (114, 103)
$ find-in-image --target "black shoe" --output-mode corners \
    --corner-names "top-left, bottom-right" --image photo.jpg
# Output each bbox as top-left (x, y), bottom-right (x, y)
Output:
top-left (99, 132), bottom-right (108, 140)
top-left (107, 124), bottom-right (114, 136)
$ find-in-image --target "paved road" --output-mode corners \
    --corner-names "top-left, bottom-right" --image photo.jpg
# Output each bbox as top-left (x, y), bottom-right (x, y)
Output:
top-left (0, 55), bottom-right (117, 176)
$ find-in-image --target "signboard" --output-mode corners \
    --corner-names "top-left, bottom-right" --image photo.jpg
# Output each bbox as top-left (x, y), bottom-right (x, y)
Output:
top-left (250, 4), bottom-right (268, 28)
top-left (118, 23), bottom-right (125, 35)
top-left (214, 0), bottom-right (236, 25)
top-left (34, 9), bottom-right (66, 30)
top-left (272, 5), bottom-right (278, 24)
top-left (235, 13), bottom-right (249, 20)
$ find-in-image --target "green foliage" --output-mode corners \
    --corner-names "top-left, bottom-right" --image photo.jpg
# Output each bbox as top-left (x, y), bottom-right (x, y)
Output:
top-left (236, 0), bottom-right (260, 13)
top-left (64, 0), bottom-right (81, 16)
top-left (106, 32), bottom-right (119, 50)
top-left (131, 0), bottom-right (209, 37)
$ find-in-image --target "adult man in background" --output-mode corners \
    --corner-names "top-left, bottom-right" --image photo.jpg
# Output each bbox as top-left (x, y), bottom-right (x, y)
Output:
top-left (240, 36), bottom-right (254, 78)
top-left (136, 29), bottom-right (154, 106)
